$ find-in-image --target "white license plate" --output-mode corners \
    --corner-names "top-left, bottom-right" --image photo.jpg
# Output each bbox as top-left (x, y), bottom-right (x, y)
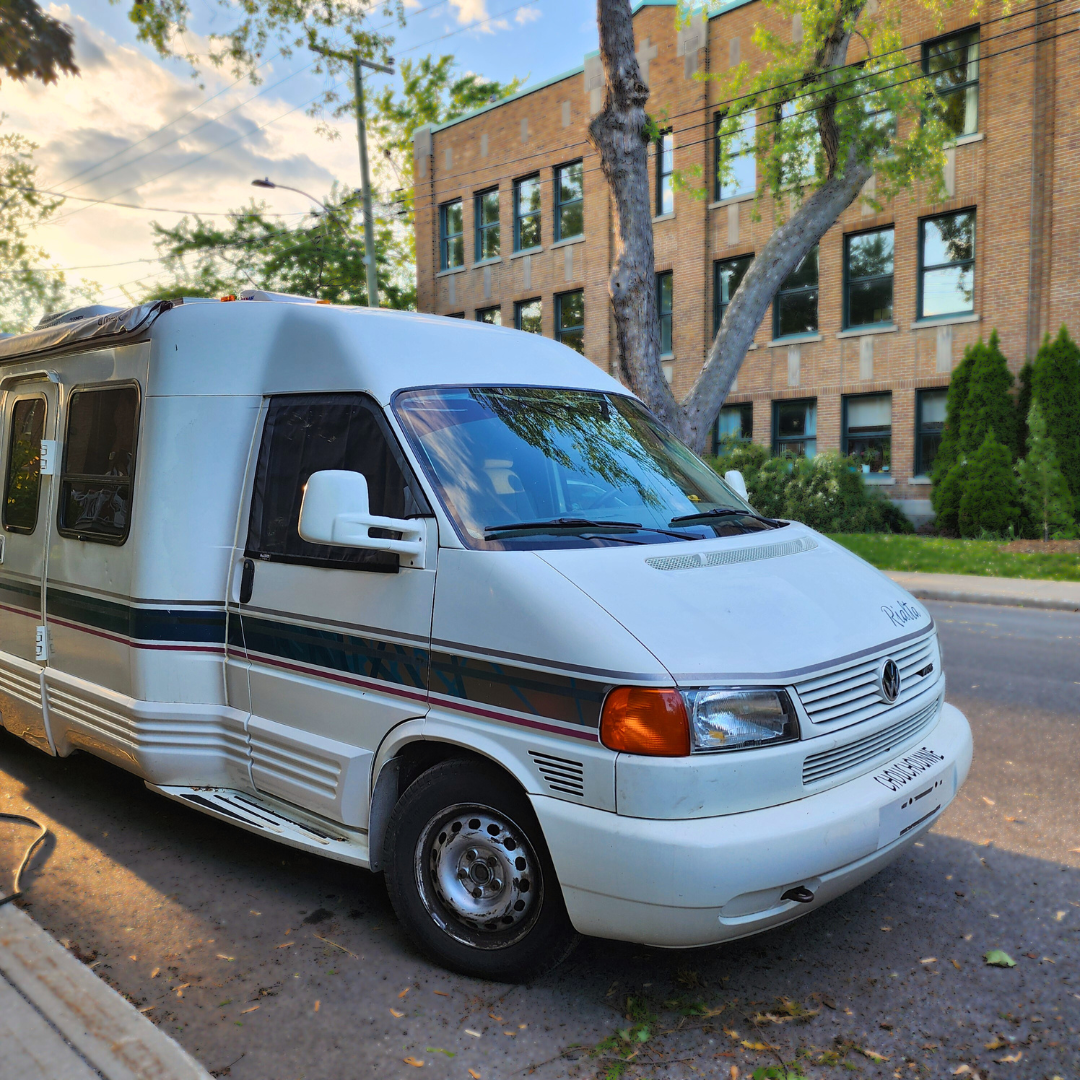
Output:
top-left (876, 749), bottom-right (953, 848)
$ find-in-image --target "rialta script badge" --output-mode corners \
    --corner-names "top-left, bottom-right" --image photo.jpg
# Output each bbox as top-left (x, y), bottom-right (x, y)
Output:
top-left (881, 599), bottom-right (924, 629)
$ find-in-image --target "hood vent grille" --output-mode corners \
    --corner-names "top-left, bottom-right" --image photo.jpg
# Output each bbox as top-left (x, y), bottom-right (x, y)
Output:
top-left (529, 751), bottom-right (585, 798)
top-left (803, 694), bottom-right (942, 786)
top-left (646, 535), bottom-right (817, 572)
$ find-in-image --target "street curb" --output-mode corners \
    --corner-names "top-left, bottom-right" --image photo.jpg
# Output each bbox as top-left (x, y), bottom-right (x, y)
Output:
top-left (0, 903), bottom-right (212, 1080)
top-left (900, 586), bottom-right (1080, 613)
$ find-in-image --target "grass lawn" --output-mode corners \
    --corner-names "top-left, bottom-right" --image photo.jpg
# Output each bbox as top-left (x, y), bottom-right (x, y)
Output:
top-left (827, 534), bottom-right (1080, 582)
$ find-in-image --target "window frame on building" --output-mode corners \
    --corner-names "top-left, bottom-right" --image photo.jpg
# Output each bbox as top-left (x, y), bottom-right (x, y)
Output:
top-left (922, 26), bottom-right (980, 138)
top-left (554, 161), bottom-right (584, 242)
top-left (439, 198), bottom-right (464, 271)
top-left (513, 174), bottom-right (542, 252)
top-left (474, 188), bottom-right (500, 262)
top-left (554, 289), bottom-right (585, 354)
top-left (915, 387), bottom-right (949, 477)
top-left (713, 111), bottom-right (756, 202)
top-left (476, 306), bottom-right (502, 325)
top-left (917, 208), bottom-right (976, 320)
top-left (655, 130), bottom-right (674, 216)
top-left (714, 402), bottom-right (753, 453)
top-left (514, 297), bottom-right (543, 334)
top-left (714, 254), bottom-right (753, 335)
top-left (772, 246), bottom-right (819, 339)
top-left (772, 398), bottom-right (818, 458)
top-left (445, 312), bottom-right (465, 319)
top-left (843, 226), bottom-right (895, 330)
top-left (842, 392), bottom-right (893, 474)
top-left (656, 270), bottom-right (674, 356)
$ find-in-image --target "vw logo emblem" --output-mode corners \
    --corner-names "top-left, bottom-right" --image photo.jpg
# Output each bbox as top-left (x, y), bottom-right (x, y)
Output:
top-left (879, 658), bottom-right (901, 703)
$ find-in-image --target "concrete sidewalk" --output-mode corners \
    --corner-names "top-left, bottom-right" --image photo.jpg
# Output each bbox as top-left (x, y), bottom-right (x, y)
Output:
top-left (887, 570), bottom-right (1080, 612)
top-left (0, 902), bottom-right (211, 1080)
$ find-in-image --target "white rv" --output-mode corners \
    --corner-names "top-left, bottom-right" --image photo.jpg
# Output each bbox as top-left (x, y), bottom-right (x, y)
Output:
top-left (0, 294), bottom-right (971, 980)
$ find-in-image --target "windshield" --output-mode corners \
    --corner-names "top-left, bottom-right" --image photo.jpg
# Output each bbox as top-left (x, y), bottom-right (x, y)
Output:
top-left (393, 387), bottom-right (779, 549)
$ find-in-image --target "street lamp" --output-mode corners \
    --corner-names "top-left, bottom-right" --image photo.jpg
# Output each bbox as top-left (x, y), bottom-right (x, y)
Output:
top-left (250, 178), bottom-right (329, 214)
top-left (251, 177), bottom-right (336, 299)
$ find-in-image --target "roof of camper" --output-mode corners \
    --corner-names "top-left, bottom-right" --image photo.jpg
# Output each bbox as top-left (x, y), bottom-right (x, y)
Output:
top-left (0, 293), bottom-right (623, 405)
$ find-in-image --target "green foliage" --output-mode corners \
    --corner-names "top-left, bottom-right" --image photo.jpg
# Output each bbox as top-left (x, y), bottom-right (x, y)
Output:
top-left (934, 460), bottom-right (967, 536)
top-left (958, 431), bottom-right (1020, 539)
top-left (1015, 359), bottom-right (1034, 459)
top-left (1, 0), bottom-right (77, 86)
top-left (1031, 325), bottom-right (1080, 511)
top-left (712, 441), bottom-right (913, 533)
top-left (930, 343), bottom-right (976, 512)
top-left (0, 117), bottom-right (95, 332)
top-left (1017, 402), bottom-right (1077, 541)
top-left (960, 331), bottom-right (1016, 458)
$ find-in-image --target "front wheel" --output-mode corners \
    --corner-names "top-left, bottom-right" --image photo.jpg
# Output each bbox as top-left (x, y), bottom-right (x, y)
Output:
top-left (383, 759), bottom-right (579, 982)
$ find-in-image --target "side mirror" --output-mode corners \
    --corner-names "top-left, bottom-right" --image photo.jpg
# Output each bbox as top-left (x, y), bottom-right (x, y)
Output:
top-left (298, 470), bottom-right (426, 563)
top-left (724, 469), bottom-right (749, 501)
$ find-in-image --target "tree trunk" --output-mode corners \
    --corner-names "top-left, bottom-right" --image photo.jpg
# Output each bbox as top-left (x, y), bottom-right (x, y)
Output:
top-left (587, 0), bottom-right (682, 436)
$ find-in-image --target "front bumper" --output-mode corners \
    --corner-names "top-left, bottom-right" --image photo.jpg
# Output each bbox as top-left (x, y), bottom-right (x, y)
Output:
top-left (532, 701), bottom-right (972, 947)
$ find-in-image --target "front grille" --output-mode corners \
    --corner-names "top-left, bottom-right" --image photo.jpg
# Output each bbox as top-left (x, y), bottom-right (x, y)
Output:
top-left (795, 634), bottom-right (937, 728)
top-left (529, 751), bottom-right (585, 797)
top-left (802, 694), bottom-right (942, 786)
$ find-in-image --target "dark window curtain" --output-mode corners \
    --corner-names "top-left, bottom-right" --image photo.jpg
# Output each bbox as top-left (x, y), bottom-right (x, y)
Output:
top-left (246, 394), bottom-right (427, 572)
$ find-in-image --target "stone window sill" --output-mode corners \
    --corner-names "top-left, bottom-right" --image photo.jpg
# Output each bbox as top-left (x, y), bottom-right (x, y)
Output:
top-left (436, 265), bottom-right (467, 278)
top-left (653, 212), bottom-right (676, 224)
top-left (836, 323), bottom-right (898, 339)
top-left (550, 235), bottom-right (586, 249)
top-left (510, 246), bottom-right (543, 260)
top-left (910, 312), bottom-right (979, 330)
top-left (472, 256), bottom-right (501, 268)
top-left (708, 191), bottom-right (755, 209)
top-left (766, 333), bottom-right (822, 348)
top-left (908, 476), bottom-right (932, 485)
top-left (949, 132), bottom-right (984, 147)
top-left (862, 475), bottom-right (896, 485)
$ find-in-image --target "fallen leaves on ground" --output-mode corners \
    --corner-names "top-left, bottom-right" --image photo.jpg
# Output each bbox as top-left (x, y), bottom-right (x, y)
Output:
top-left (390, 1008), bottom-right (404, 1018)
top-left (983, 949), bottom-right (1016, 967)
top-left (468, 1070), bottom-right (481, 1079)
top-left (403, 1056), bottom-right (424, 1067)
top-left (996, 1051), bottom-right (1022, 1063)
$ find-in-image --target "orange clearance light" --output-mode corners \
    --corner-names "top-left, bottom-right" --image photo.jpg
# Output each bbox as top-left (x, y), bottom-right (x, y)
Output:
top-left (316, 299), bottom-right (331, 305)
top-left (219, 294), bottom-right (237, 302)
top-left (600, 687), bottom-right (690, 757)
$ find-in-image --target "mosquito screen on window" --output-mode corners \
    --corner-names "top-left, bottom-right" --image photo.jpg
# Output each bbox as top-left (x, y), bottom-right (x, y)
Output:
top-left (58, 386), bottom-right (139, 543)
top-left (246, 394), bottom-right (428, 572)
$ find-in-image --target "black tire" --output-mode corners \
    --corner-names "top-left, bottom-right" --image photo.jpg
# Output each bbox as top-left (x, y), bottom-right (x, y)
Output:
top-left (383, 758), bottom-right (579, 982)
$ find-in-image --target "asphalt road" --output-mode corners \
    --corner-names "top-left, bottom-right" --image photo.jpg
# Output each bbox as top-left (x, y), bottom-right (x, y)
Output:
top-left (1, 600), bottom-right (1077, 1080)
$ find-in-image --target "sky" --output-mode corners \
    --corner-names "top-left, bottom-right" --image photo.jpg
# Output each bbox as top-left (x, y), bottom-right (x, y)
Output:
top-left (1, 0), bottom-right (601, 308)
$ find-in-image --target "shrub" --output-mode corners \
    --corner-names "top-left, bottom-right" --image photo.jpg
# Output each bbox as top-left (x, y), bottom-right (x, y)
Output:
top-left (934, 460), bottom-right (968, 536)
top-left (930, 343), bottom-right (976, 514)
top-left (1015, 359), bottom-right (1034, 459)
top-left (1017, 401), bottom-right (1077, 540)
top-left (712, 442), bottom-right (913, 534)
top-left (1031, 325), bottom-right (1080, 511)
top-left (958, 431), bottom-right (1020, 538)
top-left (960, 331), bottom-right (1017, 458)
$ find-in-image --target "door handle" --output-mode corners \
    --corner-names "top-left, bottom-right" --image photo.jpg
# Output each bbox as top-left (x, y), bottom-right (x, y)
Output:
top-left (239, 558), bottom-right (255, 604)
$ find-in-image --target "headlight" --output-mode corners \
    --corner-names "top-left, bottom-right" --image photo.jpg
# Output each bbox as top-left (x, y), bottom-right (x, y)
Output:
top-left (681, 688), bottom-right (799, 753)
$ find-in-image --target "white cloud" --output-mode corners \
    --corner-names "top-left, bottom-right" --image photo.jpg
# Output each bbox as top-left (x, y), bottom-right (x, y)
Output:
top-left (515, 5), bottom-right (542, 25)
top-left (448, 0), bottom-right (489, 25)
top-left (3, 9), bottom-right (361, 303)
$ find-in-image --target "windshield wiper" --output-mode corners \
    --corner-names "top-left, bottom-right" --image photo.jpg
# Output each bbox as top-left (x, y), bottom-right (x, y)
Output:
top-left (485, 517), bottom-right (643, 538)
top-left (668, 507), bottom-right (779, 528)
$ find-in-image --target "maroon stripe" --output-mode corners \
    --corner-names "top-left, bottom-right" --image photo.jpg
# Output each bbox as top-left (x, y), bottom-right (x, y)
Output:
top-left (48, 616), bottom-right (225, 654)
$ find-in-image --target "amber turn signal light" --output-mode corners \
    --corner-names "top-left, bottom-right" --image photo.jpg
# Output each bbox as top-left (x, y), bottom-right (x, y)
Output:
top-left (600, 687), bottom-right (690, 757)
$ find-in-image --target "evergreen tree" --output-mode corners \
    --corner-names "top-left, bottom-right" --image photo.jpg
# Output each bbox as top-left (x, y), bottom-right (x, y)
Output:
top-left (935, 460), bottom-right (968, 536)
top-left (1017, 402), bottom-right (1077, 541)
top-left (959, 331), bottom-right (1016, 458)
top-left (1031, 326), bottom-right (1080, 512)
top-left (958, 430), bottom-right (1021, 538)
top-left (930, 343), bottom-right (977, 515)
top-left (1015, 360), bottom-right (1034, 461)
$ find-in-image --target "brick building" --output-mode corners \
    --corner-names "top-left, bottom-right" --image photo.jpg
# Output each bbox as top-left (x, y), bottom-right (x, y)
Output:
top-left (411, 0), bottom-right (1075, 522)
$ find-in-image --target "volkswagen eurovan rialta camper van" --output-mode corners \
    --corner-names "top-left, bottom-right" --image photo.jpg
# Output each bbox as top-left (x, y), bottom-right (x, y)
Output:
top-left (0, 294), bottom-right (971, 980)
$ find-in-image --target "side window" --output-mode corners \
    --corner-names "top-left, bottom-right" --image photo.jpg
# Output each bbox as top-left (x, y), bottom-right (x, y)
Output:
top-left (58, 385), bottom-right (139, 544)
top-left (246, 394), bottom-right (429, 572)
top-left (4, 397), bottom-right (46, 534)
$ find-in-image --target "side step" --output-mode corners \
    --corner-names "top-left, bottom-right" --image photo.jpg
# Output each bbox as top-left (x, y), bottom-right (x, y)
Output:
top-left (147, 785), bottom-right (370, 868)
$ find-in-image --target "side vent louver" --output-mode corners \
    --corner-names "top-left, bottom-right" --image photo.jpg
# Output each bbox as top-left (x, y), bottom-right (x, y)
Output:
top-left (529, 751), bottom-right (585, 798)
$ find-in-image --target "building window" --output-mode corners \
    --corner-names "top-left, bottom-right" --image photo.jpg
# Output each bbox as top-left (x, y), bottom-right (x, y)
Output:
top-left (844, 227), bottom-right (894, 328)
top-left (715, 403), bottom-right (753, 452)
top-left (474, 189), bottom-right (500, 261)
top-left (656, 271), bottom-right (673, 355)
top-left (476, 306), bottom-right (502, 325)
top-left (655, 131), bottom-right (674, 216)
top-left (773, 247), bottom-right (818, 338)
top-left (58, 385), bottom-right (140, 544)
top-left (513, 175), bottom-right (541, 251)
top-left (773, 399), bottom-right (817, 458)
top-left (554, 161), bottom-right (584, 241)
top-left (439, 199), bottom-right (464, 270)
top-left (915, 388), bottom-right (948, 476)
top-left (446, 312), bottom-right (465, 319)
top-left (555, 290), bottom-right (584, 354)
top-left (843, 393), bottom-right (892, 474)
top-left (714, 255), bottom-right (752, 334)
top-left (714, 111), bottom-right (755, 201)
top-left (923, 28), bottom-right (979, 137)
top-left (919, 209), bottom-right (975, 319)
top-left (515, 298), bottom-right (542, 334)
